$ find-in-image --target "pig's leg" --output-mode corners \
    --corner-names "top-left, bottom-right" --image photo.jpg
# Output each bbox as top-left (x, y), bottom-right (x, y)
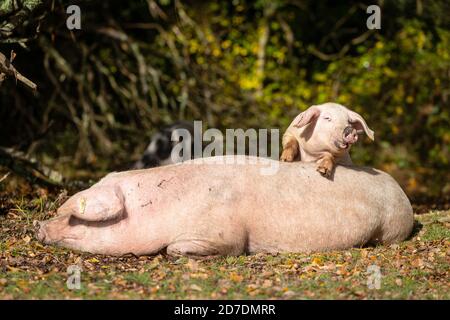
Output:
top-left (316, 154), bottom-right (335, 178)
top-left (280, 133), bottom-right (299, 162)
top-left (166, 237), bottom-right (246, 258)
top-left (166, 205), bottom-right (247, 258)
top-left (166, 240), bottom-right (222, 258)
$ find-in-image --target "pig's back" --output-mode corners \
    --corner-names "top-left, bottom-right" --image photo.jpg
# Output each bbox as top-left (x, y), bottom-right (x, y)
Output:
top-left (241, 161), bottom-right (413, 253)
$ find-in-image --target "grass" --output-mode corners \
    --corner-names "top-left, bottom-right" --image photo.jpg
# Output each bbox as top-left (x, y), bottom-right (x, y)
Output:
top-left (0, 189), bottom-right (449, 299)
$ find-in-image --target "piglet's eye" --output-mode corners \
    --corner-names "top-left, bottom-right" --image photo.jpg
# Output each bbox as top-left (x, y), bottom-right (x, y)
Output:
top-left (323, 116), bottom-right (332, 121)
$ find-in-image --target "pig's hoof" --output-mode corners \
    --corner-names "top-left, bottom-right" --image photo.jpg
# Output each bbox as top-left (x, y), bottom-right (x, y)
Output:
top-left (317, 165), bottom-right (331, 178)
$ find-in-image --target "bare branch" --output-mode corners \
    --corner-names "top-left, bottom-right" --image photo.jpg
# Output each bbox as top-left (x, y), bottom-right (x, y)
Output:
top-left (0, 50), bottom-right (37, 90)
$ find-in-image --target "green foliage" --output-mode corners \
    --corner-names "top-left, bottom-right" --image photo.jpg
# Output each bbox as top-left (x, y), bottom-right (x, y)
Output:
top-left (0, 0), bottom-right (449, 195)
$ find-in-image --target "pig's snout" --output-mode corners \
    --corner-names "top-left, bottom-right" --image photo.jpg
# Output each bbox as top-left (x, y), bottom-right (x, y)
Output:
top-left (34, 220), bottom-right (48, 243)
top-left (343, 126), bottom-right (358, 145)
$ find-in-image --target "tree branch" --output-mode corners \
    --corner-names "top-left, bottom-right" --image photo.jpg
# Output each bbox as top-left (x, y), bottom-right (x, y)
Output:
top-left (0, 50), bottom-right (37, 90)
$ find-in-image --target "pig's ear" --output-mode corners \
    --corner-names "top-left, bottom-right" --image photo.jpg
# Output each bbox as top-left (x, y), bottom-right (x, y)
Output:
top-left (293, 106), bottom-right (321, 128)
top-left (60, 186), bottom-right (125, 222)
top-left (348, 110), bottom-right (375, 141)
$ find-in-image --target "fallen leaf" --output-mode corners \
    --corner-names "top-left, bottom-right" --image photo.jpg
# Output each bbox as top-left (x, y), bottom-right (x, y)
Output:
top-left (360, 250), bottom-right (368, 258)
top-left (190, 284), bottom-right (202, 291)
top-left (22, 235), bottom-right (31, 244)
top-left (87, 258), bottom-right (100, 264)
top-left (230, 272), bottom-right (243, 283)
top-left (262, 279), bottom-right (273, 288)
top-left (283, 290), bottom-right (295, 298)
top-left (186, 259), bottom-right (199, 272)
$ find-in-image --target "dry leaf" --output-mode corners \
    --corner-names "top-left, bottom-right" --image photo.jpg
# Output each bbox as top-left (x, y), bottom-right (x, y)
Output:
top-left (311, 257), bottom-right (323, 265)
top-left (229, 272), bottom-right (244, 283)
top-left (190, 284), bottom-right (202, 291)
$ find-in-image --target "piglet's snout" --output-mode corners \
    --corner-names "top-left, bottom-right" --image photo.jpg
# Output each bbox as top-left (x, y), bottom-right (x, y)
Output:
top-left (343, 126), bottom-right (358, 144)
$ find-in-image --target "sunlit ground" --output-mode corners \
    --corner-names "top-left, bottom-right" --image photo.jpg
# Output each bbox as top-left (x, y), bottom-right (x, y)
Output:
top-left (0, 184), bottom-right (448, 300)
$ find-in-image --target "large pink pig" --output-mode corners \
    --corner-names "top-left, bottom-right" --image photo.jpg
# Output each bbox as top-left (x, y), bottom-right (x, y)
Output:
top-left (36, 156), bottom-right (413, 257)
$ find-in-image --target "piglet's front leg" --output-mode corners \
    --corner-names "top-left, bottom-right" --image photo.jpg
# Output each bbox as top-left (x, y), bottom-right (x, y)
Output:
top-left (316, 154), bottom-right (335, 178)
top-left (280, 135), bottom-right (299, 162)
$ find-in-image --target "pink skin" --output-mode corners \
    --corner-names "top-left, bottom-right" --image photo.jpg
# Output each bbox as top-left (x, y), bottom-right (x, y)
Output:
top-left (36, 157), bottom-right (413, 257)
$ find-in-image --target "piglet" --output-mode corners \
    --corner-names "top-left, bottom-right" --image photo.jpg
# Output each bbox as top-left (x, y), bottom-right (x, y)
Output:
top-left (280, 102), bottom-right (374, 177)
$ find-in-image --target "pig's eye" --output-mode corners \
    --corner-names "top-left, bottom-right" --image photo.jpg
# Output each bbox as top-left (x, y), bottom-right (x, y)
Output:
top-left (323, 116), bottom-right (332, 122)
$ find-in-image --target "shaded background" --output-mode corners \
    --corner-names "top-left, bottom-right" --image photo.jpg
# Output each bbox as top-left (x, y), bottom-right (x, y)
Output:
top-left (0, 0), bottom-right (449, 207)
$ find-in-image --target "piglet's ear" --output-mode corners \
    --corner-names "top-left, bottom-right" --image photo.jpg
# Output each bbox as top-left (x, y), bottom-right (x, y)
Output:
top-left (293, 105), bottom-right (321, 128)
top-left (348, 110), bottom-right (375, 141)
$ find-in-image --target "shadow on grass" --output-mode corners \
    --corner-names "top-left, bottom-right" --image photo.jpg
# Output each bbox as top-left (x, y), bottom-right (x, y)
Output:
top-left (406, 219), bottom-right (423, 241)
